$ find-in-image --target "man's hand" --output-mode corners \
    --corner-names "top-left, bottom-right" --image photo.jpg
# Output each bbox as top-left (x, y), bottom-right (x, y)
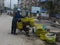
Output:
top-left (18, 19), bottom-right (21, 22)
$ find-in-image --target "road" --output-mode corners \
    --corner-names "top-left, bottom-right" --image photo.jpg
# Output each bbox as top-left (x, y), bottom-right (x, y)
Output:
top-left (0, 15), bottom-right (45, 45)
top-left (0, 14), bottom-right (60, 45)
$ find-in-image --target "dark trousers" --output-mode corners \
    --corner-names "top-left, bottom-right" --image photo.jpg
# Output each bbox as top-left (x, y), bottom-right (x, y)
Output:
top-left (11, 19), bottom-right (17, 34)
top-left (23, 22), bottom-right (30, 35)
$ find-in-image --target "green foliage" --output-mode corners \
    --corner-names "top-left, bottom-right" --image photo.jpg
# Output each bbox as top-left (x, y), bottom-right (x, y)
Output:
top-left (46, 1), bottom-right (56, 15)
top-left (46, 1), bottom-right (55, 10)
top-left (13, 7), bottom-right (17, 11)
top-left (57, 0), bottom-right (60, 1)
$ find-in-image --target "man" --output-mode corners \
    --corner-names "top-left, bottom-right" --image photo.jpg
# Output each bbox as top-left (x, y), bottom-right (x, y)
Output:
top-left (36, 11), bottom-right (40, 19)
top-left (11, 9), bottom-right (23, 35)
top-left (36, 11), bottom-right (39, 17)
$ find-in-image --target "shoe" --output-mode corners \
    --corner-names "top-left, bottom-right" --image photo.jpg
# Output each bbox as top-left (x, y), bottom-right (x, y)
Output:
top-left (26, 34), bottom-right (30, 37)
top-left (11, 32), bottom-right (13, 34)
top-left (13, 33), bottom-right (18, 35)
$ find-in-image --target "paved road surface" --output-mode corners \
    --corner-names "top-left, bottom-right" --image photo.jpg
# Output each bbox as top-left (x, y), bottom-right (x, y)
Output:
top-left (0, 15), bottom-right (60, 45)
top-left (0, 15), bottom-right (45, 45)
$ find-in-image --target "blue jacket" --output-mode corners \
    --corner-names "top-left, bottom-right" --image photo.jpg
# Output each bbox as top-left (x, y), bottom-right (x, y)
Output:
top-left (13, 11), bottom-right (23, 21)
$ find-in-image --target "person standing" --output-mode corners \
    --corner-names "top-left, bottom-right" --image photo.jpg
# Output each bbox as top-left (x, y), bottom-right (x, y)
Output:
top-left (11, 9), bottom-right (23, 35)
top-left (36, 11), bottom-right (41, 20)
top-left (36, 11), bottom-right (39, 18)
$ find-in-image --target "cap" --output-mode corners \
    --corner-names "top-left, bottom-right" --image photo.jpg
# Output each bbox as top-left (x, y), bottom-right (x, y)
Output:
top-left (17, 8), bottom-right (21, 11)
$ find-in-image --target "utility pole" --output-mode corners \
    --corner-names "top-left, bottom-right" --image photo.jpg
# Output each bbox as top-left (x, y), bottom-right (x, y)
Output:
top-left (10, 0), bottom-right (11, 15)
top-left (10, 0), bottom-right (11, 9)
top-left (18, 0), bottom-right (19, 8)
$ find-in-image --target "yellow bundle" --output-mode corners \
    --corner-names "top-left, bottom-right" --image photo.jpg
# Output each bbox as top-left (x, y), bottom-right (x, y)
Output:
top-left (21, 17), bottom-right (29, 22)
top-left (40, 34), bottom-right (46, 40)
top-left (35, 24), bottom-right (47, 36)
top-left (35, 29), bottom-right (46, 36)
top-left (17, 22), bottom-right (23, 30)
top-left (35, 24), bottom-right (43, 29)
top-left (29, 18), bottom-right (35, 27)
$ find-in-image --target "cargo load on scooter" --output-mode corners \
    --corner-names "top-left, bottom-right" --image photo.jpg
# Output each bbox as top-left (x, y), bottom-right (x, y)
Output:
top-left (45, 32), bottom-right (56, 43)
top-left (35, 24), bottom-right (47, 36)
top-left (17, 22), bottom-right (23, 30)
top-left (28, 17), bottom-right (35, 27)
top-left (21, 17), bottom-right (28, 22)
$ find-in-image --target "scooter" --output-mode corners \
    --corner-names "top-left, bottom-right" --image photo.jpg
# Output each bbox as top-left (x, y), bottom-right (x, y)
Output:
top-left (17, 17), bottom-right (35, 36)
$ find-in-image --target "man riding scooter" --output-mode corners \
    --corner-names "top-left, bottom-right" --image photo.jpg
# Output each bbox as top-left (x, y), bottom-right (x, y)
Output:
top-left (11, 9), bottom-right (24, 35)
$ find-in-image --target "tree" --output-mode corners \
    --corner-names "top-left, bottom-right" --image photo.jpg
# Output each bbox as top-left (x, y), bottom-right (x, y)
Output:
top-left (45, 0), bottom-right (60, 20)
top-left (13, 7), bottom-right (17, 12)
top-left (46, 1), bottom-right (57, 18)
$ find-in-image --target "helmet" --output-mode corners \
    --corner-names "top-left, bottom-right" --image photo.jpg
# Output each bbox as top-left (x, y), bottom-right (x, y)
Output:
top-left (17, 8), bottom-right (21, 12)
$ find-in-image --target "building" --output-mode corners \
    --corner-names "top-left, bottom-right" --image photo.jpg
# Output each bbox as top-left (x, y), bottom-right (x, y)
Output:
top-left (0, 0), bottom-right (4, 11)
top-left (20, 0), bottom-right (47, 14)
top-left (17, 0), bottom-right (21, 8)
top-left (20, 0), bottom-right (39, 9)
top-left (13, 0), bottom-right (22, 11)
